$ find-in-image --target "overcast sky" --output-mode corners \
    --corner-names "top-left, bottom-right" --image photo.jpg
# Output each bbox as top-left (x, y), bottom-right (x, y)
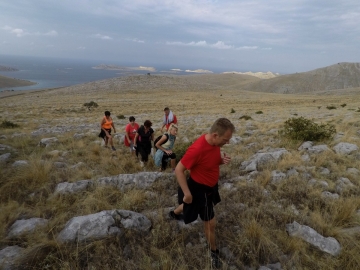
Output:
top-left (1, 0), bottom-right (359, 74)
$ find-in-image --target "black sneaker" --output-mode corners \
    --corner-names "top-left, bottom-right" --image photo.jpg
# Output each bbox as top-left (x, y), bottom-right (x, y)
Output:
top-left (210, 249), bottom-right (222, 269)
top-left (169, 210), bottom-right (183, 220)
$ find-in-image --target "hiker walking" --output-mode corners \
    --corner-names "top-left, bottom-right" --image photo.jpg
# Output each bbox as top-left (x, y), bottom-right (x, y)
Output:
top-left (154, 124), bottom-right (178, 172)
top-left (134, 120), bottom-right (154, 167)
top-left (161, 107), bottom-right (177, 132)
top-left (169, 118), bottom-right (234, 269)
top-left (98, 111), bottom-right (116, 151)
top-left (124, 116), bottom-right (139, 155)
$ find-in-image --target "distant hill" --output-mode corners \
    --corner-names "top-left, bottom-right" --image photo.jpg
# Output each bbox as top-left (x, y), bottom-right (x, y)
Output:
top-left (0, 65), bottom-right (18, 71)
top-left (242, 62), bottom-right (360, 94)
top-left (0, 74), bottom-right (36, 89)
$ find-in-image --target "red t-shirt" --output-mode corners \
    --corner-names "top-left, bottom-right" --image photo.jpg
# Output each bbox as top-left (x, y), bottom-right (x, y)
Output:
top-left (181, 134), bottom-right (222, 187)
top-left (165, 114), bottom-right (177, 130)
top-left (125, 123), bottom-right (139, 146)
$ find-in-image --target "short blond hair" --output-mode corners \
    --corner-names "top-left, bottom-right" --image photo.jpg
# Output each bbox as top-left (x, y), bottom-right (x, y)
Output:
top-left (169, 123), bottom-right (178, 131)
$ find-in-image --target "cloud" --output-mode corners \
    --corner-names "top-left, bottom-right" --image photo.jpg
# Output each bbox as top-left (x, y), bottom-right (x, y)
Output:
top-left (2, 25), bottom-right (58, 37)
top-left (77, 46), bottom-right (86, 50)
top-left (166, 40), bottom-right (234, 50)
top-left (236, 46), bottom-right (258, 50)
top-left (91, 34), bottom-right (113, 40)
top-left (126, 38), bottom-right (145, 43)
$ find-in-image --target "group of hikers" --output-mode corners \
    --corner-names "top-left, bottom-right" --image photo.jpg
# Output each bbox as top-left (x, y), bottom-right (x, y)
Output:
top-left (99, 107), bottom-right (235, 269)
top-left (99, 107), bottom-right (178, 170)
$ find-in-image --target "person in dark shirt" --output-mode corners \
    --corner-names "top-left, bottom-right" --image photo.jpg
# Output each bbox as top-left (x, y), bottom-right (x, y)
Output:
top-left (134, 120), bottom-right (154, 167)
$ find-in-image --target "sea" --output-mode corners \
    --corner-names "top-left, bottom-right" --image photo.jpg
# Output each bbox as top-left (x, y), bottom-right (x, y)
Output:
top-left (0, 54), bottom-right (213, 91)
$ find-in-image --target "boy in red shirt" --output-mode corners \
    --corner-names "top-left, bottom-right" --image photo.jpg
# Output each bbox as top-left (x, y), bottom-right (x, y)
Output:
top-left (170, 118), bottom-right (235, 269)
top-left (161, 107), bottom-right (177, 132)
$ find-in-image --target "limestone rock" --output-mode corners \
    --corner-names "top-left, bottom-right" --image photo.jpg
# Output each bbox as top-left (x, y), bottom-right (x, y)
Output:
top-left (7, 218), bottom-right (48, 238)
top-left (286, 221), bottom-right (341, 256)
top-left (333, 142), bottom-right (358, 155)
top-left (57, 210), bottom-right (151, 244)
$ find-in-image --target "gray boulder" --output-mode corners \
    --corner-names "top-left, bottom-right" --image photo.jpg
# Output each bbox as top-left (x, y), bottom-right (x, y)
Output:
top-left (57, 210), bottom-right (151, 244)
top-left (335, 177), bottom-right (354, 194)
top-left (307, 145), bottom-right (330, 154)
top-left (0, 246), bottom-right (25, 270)
top-left (54, 180), bottom-right (92, 194)
top-left (298, 141), bottom-right (313, 151)
top-left (240, 148), bottom-right (288, 172)
top-left (230, 136), bottom-right (243, 144)
top-left (7, 218), bottom-right (48, 238)
top-left (0, 153), bottom-right (11, 162)
top-left (286, 221), bottom-right (341, 256)
top-left (321, 191), bottom-right (339, 200)
top-left (12, 160), bottom-right (28, 167)
top-left (96, 172), bottom-right (162, 191)
top-left (39, 137), bottom-right (59, 147)
top-left (271, 170), bottom-right (286, 184)
top-left (333, 142), bottom-right (358, 155)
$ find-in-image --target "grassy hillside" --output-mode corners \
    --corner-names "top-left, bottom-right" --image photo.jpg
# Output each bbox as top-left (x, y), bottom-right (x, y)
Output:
top-left (1, 74), bottom-right (360, 269)
top-left (243, 62), bottom-right (360, 94)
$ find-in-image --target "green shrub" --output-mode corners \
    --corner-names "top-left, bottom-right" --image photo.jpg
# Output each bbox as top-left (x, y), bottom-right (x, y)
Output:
top-left (326, 105), bottom-right (336, 110)
top-left (255, 111), bottom-right (263, 114)
top-left (230, 108), bottom-right (235, 113)
top-left (239, 115), bottom-right (252, 120)
top-left (279, 117), bottom-right (336, 141)
top-left (173, 141), bottom-right (192, 162)
top-left (340, 103), bottom-right (347, 108)
top-left (83, 101), bottom-right (98, 110)
top-left (0, 120), bottom-right (19, 128)
top-left (356, 108), bottom-right (360, 112)
top-left (117, 115), bottom-right (126, 119)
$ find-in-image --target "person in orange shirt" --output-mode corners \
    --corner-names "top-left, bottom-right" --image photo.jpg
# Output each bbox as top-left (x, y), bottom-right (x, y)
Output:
top-left (98, 111), bottom-right (116, 151)
top-left (161, 107), bottom-right (178, 132)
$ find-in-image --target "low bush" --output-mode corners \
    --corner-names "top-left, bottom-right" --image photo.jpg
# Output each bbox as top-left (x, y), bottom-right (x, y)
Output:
top-left (117, 114), bottom-right (126, 119)
top-left (0, 120), bottom-right (19, 128)
top-left (173, 141), bottom-right (192, 162)
top-left (255, 111), bottom-right (263, 114)
top-left (340, 103), bottom-right (347, 108)
top-left (239, 115), bottom-right (252, 120)
top-left (230, 108), bottom-right (235, 113)
top-left (279, 116), bottom-right (336, 141)
top-left (326, 105), bottom-right (336, 110)
top-left (83, 101), bottom-right (98, 110)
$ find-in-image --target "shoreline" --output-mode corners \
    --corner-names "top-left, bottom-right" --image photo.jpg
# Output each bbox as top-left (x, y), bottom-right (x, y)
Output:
top-left (0, 87), bottom-right (62, 99)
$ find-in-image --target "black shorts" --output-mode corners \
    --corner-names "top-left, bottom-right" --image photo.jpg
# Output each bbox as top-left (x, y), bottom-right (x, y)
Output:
top-left (178, 176), bottom-right (221, 224)
top-left (99, 128), bottom-right (111, 139)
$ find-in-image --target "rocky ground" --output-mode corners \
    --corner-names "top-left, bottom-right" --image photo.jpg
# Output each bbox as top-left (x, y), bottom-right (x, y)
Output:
top-left (1, 73), bottom-right (360, 269)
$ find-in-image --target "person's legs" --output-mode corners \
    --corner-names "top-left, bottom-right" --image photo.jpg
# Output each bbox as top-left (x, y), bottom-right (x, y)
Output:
top-left (170, 158), bottom-right (176, 169)
top-left (173, 203), bottom-right (183, 215)
top-left (104, 137), bottom-right (109, 147)
top-left (161, 154), bottom-right (168, 171)
top-left (204, 217), bottom-right (217, 251)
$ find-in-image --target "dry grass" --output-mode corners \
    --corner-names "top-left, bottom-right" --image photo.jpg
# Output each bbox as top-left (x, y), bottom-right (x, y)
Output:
top-left (1, 74), bottom-right (360, 269)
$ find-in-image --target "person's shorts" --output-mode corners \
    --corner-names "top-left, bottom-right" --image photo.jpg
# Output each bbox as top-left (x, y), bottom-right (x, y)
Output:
top-left (178, 177), bottom-right (216, 223)
top-left (98, 128), bottom-right (111, 139)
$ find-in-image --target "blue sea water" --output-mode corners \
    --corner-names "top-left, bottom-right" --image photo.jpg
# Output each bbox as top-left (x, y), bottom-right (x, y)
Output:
top-left (0, 55), bottom-right (199, 91)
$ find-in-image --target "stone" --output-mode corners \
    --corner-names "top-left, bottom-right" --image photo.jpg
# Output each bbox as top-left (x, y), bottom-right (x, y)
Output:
top-left (333, 142), bottom-right (358, 155)
top-left (39, 137), bottom-right (59, 147)
top-left (286, 221), bottom-right (341, 256)
top-left (12, 160), bottom-right (28, 167)
top-left (7, 218), bottom-right (48, 238)
top-left (57, 210), bottom-right (151, 244)
top-left (240, 148), bottom-right (289, 172)
top-left (54, 180), bottom-right (92, 194)
top-left (0, 246), bottom-right (25, 270)
top-left (321, 191), bottom-right (339, 200)
top-left (0, 153), bottom-right (11, 162)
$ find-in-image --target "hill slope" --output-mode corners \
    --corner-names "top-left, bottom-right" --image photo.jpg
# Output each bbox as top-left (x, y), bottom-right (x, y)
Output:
top-left (243, 62), bottom-right (360, 94)
top-left (0, 74), bottom-right (36, 89)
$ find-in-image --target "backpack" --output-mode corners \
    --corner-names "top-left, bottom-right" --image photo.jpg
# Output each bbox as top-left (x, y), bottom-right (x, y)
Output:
top-left (154, 133), bottom-right (169, 150)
